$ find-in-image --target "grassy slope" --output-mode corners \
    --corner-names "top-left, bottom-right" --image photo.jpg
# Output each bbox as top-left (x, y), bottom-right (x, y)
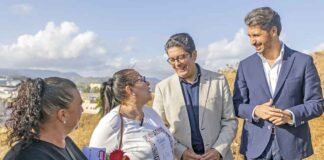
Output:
top-left (0, 51), bottom-right (323, 159)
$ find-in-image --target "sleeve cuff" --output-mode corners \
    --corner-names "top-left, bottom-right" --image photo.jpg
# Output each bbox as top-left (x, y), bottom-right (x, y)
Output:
top-left (285, 109), bottom-right (295, 125)
top-left (174, 143), bottom-right (187, 160)
top-left (252, 106), bottom-right (260, 122)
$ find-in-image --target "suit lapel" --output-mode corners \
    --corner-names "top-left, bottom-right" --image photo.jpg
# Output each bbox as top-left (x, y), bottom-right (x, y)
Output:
top-left (254, 54), bottom-right (272, 98)
top-left (170, 74), bottom-right (191, 129)
top-left (171, 74), bottom-right (186, 106)
top-left (198, 69), bottom-right (211, 129)
top-left (273, 46), bottom-right (295, 99)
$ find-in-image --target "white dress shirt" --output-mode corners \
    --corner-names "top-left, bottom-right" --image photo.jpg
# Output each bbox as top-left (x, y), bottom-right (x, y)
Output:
top-left (258, 45), bottom-right (284, 97)
top-left (253, 43), bottom-right (295, 124)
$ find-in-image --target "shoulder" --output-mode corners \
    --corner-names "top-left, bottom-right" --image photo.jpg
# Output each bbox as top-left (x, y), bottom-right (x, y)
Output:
top-left (288, 48), bottom-right (313, 62)
top-left (155, 74), bottom-right (176, 89)
top-left (143, 106), bottom-right (159, 116)
top-left (4, 141), bottom-right (53, 160)
top-left (97, 106), bottom-right (121, 130)
top-left (143, 106), bottom-right (164, 123)
top-left (239, 53), bottom-right (258, 66)
top-left (200, 68), bottom-right (227, 82)
top-left (90, 107), bottom-right (121, 145)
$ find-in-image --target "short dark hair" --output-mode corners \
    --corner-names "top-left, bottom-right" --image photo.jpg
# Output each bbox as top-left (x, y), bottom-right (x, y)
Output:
top-left (244, 7), bottom-right (281, 36)
top-left (164, 33), bottom-right (196, 55)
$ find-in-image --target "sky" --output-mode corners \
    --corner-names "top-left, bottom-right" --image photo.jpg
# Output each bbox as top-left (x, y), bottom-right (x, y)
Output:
top-left (1, 0), bottom-right (324, 79)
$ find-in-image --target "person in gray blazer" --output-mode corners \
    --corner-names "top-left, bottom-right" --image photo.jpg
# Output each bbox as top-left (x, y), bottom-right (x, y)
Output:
top-left (153, 33), bottom-right (238, 160)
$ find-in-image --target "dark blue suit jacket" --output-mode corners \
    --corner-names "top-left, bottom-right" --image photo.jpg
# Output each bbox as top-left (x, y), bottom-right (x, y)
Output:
top-left (233, 45), bottom-right (323, 159)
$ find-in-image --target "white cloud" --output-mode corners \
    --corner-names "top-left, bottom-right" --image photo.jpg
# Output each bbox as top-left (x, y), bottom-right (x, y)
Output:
top-left (201, 28), bottom-right (254, 71)
top-left (0, 21), bottom-right (108, 73)
top-left (0, 21), bottom-right (172, 79)
top-left (11, 4), bottom-right (33, 15)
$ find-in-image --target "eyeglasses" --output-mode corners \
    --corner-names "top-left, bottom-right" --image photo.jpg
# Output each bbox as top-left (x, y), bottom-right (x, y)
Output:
top-left (135, 76), bottom-right (148, 84)
top-left (166, 53), bottom-right (191, 64)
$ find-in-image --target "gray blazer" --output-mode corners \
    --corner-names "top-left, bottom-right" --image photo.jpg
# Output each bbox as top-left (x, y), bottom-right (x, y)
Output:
top-left (153, 67), bottom-right (238, 160)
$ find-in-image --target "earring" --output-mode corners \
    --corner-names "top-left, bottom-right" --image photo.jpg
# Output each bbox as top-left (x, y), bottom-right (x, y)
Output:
top-left (63, 120), bottom-right (66, 124)
top-left (132, 93), bottom-right (136, 96)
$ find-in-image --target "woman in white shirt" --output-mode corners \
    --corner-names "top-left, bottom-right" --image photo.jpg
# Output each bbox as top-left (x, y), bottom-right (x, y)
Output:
top-left (89, 69), bottom-right (174, 160)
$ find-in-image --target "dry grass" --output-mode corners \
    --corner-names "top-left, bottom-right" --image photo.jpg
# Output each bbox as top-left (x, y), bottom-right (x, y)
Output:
top-left (224, 51), bottom-right (324, 159)
top-left (69, 113), bottom-right (101, 149)
top-left (0, 52), bottom-right (323, 159)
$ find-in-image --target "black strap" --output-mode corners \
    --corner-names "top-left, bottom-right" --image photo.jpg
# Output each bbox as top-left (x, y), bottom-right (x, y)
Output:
top-left (119, 112), bottom-right (124, 149)
top-left (66, 144), bottom-right (77, 160)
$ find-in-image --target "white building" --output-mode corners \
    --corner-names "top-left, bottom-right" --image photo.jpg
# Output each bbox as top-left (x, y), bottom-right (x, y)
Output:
top-left (81, 93), bottom-right (100, 114)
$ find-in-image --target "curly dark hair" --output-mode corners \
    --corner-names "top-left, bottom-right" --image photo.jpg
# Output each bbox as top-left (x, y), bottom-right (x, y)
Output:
top-left (5, 77), bottom-right (77, 147)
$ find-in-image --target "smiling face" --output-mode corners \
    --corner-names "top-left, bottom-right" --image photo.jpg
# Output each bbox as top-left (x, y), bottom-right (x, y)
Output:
top-left (167, 46), bottom-right (197, 82)
top-left (247, 25), bottom-right (275, 55)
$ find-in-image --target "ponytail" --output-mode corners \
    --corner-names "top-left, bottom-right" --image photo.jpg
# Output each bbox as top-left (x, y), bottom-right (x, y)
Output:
top-left (5, 78), bottom-right (45, 147)
top-left (100, 78), bottom-right (120, 115)
top-left (100, 69), bottom-right (139, 115)
top-left (5, 77), bottom-right (76, 147)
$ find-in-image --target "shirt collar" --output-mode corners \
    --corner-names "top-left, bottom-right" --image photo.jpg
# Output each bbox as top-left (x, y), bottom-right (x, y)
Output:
top-left (258, 41), bottom-right (285, 64)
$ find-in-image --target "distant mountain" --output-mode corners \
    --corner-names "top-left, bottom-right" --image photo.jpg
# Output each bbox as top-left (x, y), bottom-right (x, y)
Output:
top-left (0, 68), bottom-right (82, 80)
top-left (146, 77), bottom-right (160, 91)
top-left (0, 68), bottom-right (161, 91)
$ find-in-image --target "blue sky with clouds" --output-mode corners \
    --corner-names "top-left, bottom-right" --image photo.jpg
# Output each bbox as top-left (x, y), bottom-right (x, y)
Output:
top-left (1, 0), bottom-right (324, 79)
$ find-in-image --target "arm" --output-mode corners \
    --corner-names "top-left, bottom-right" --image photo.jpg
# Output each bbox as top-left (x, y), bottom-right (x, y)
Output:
top-left (287, 57), bottom-right (324, 127)
top-left (212, 78), bottom-right (238, 157)
top-left (233, 62), bottom-right (257, 123)
top-left (152, 84), bottom-right (169, 127)
top-left (89, 115), bottom-right (119, 153)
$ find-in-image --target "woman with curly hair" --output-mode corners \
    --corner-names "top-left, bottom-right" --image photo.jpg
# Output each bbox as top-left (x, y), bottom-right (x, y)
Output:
top-left (89, 69), bottom-right (174, 160)
top-left (4, 77), bottom-right (87, 160)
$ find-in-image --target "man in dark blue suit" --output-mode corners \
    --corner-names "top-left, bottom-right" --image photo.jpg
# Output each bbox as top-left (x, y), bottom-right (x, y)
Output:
top-left (233, 7), bottom-right (323, 160)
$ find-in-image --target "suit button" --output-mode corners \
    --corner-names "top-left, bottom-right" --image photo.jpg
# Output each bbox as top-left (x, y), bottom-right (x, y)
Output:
top-left (268, 125), bottom-right (272, 130)
top-left (201, 128), bottom-right (205, 130)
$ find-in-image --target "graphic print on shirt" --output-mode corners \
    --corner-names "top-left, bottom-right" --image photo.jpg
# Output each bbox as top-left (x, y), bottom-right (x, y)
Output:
top-left (144, 127), bottom-right (174, 160)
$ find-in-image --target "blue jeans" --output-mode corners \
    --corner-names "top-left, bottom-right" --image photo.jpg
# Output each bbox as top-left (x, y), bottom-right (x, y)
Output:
top-left (246, 134), bottom-right (282, 160)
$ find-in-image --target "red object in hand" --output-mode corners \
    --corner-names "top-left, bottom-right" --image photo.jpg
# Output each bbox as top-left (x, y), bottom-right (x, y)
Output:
top-left (109, 149), bottom-right (130, 160)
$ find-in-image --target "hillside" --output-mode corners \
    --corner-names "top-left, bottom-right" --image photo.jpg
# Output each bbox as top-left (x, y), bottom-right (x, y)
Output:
top-left (0, 51), bottom-right (323, 159)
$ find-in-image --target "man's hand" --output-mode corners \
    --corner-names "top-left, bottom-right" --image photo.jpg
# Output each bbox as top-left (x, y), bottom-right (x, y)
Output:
top-left (181, 149), bottom-right (202, 160)
top-left (200, 149), bottom-right (220, 160)
top-left (254, 99), bottom-right (282, 120)
top-left (268, 109), bottom-right (293, 125)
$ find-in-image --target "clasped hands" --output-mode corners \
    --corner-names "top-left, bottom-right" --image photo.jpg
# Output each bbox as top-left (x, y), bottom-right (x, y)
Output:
top-left (254, 99), bottom-right (293, 125)
top-left (182, 148), bottom-right (220, 160)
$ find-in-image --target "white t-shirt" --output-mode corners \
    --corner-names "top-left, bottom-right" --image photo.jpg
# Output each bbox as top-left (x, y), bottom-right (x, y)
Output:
top-left (89, 106), bottom-right (174, 160)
